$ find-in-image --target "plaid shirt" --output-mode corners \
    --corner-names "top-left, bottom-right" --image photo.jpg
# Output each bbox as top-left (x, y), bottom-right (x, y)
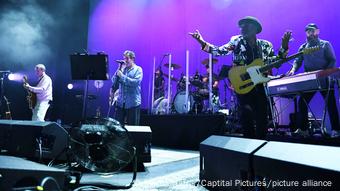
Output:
top-left (203, 35), bottom-right (286, 66)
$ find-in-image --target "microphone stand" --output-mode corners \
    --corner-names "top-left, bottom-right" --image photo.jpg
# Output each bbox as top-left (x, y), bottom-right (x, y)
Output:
top-left (223, 78), bottom-right (228, 109)
top-left (107, 62), bottom-right (124, 117)
top-left (0, 71), bottom-right (10, 119)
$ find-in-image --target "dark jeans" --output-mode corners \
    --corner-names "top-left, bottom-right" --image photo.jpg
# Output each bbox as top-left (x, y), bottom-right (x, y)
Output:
top-left (237, 85), bottom-right (269, 139)
top-left (114, 105), bottom-right (141, 126)
top-left (297, 90), bottom-right (340, 131)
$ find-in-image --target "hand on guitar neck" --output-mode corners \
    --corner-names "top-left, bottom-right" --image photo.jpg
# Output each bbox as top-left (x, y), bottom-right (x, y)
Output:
top-left (23, 75), bottom-right (37, 110)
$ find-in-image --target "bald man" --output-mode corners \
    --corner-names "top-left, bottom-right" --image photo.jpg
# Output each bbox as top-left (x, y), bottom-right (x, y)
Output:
top-left (24, 64), bottom-right (53, 121)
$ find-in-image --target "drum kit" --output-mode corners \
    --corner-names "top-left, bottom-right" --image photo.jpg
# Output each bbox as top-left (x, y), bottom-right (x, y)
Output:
top-left (153, 58), bottom-right (228, 114)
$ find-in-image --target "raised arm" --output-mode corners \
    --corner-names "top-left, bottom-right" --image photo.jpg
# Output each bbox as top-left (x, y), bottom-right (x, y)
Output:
top-left (189, 29), bottom-right (235, 56)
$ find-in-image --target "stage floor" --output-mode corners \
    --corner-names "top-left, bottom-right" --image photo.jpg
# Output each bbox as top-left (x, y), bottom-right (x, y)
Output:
top-left (80, 147), bottom-right (208, 190)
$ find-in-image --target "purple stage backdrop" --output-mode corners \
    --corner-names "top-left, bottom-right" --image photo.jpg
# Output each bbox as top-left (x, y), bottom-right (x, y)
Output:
top-left (88, 0), bottom-right (339, 126)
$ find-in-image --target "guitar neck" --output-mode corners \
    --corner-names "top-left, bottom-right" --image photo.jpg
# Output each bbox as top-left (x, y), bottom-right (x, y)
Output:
top-left (259, 52), bottom-right (303, 73)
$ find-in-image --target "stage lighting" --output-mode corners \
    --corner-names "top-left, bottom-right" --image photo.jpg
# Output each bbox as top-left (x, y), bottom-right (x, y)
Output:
top-left (69, 117), bottom-right (135, 173)
top-left (6, 73), bottom-right (23, 82)
top-left (67, 83), bottom-right (73, 90)
top-left (94, 80), bottom-right (104, 89)
top-left (8, 73), bottom-right (14, 81)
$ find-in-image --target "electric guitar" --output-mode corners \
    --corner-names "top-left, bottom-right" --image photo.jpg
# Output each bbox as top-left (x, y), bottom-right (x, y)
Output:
top-left (107, 89), bottom-right (119, 117)
top-left (23, 75), bottom-right (37, 109)
top-left (228, 46), bottom-right (320, 94)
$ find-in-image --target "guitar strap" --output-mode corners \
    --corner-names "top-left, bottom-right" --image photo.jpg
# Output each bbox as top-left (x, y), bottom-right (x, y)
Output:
top-left (35, 75), bottom-right (44, 86)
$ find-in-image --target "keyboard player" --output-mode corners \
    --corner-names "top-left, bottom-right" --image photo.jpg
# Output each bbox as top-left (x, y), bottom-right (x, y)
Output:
top-left (287, 23), bottom-right (340, 138)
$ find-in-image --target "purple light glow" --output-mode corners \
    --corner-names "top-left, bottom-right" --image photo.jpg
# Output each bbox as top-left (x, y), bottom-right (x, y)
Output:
top-left (88, 0), bottom-right (340, 125)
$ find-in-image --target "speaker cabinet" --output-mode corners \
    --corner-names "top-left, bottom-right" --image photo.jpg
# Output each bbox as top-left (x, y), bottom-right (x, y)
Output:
top-left (0, 155), bottom-right (68, 190)
top-left (200, 135), bottom-right (267, 190)
top-left (253, 141), bottom-right (340, 190)
top-left (125, 125), bottom-right (152, 163)
top-left (0, 120), bottom-right (68, 160)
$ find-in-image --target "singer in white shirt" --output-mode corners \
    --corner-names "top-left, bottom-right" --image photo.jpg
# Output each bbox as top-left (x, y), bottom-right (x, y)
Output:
top-left (24, 64), bottom-right (53, 121)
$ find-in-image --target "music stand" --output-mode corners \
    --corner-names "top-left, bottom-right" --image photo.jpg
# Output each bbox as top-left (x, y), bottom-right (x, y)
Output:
top-left (218, 65), bottom-right (232, 107)
top-left (70, 53), bottom-right (109, 119)
top-left (218, 65), bottom-right (231, 80)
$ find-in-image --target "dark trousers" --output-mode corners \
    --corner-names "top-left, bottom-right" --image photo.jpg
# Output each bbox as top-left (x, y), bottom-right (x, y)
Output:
top-left (297, 90), bottom-right (340, 131)
top-left (114, 105), bottom-right (141, 126)
top-left (237, 85), bottom-right (269, 139)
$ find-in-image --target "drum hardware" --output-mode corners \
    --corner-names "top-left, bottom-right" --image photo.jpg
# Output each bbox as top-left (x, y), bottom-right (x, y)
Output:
top-left (163, 73), bottom-right (178, 81)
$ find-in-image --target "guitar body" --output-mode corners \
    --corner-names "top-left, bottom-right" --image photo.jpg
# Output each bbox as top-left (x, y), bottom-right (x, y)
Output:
top-left (228, 58), bottom-right (266, 94)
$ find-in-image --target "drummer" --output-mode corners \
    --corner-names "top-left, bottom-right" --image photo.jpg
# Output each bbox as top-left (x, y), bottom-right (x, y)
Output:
top-left (201, 64), bottom-right (219, 97)
top-left (154, 67), bottom-right (165, 99)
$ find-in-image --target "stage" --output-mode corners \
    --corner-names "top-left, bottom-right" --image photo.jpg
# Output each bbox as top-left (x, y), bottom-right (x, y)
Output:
top-left (80, 147), bottom-right (207, 191)
top-left (1, 0), bottom-right (340, 190)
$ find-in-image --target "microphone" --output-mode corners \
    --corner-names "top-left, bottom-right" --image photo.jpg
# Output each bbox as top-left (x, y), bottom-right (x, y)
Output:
top-left (115, 60), bottom-right (125, 64)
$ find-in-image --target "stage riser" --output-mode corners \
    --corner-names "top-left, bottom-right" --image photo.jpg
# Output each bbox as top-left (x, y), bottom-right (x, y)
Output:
top-left (140, 114), bottom-right (226, 150)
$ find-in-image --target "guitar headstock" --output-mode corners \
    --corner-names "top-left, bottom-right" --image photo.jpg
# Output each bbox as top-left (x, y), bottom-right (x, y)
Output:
top-left (23, 75), bottom-right (28, 83)
top-left (302, 46), bottom-right (320, 55)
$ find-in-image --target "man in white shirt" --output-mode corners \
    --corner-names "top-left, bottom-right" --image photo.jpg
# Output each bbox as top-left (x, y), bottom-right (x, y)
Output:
top-left (24, 64), bottom-right (53, 121)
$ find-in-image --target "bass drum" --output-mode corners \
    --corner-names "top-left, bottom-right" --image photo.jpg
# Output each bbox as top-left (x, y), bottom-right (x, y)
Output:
top-left (173, 91), bottom-right (194, 114)
top-left (173, 91), bottom-right (203, 114)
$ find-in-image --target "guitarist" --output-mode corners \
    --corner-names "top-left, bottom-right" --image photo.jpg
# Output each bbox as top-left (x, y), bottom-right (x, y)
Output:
top-left (23, 64), bottom-right (53, 121)
top-left (287, 23), bottom-right (340, 138)
top-left (190, 16), bottom-right (291, 139)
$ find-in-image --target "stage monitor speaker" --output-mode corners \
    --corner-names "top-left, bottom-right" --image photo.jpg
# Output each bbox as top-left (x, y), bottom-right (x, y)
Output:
top-left (200, 135), bottom-right (267, 191)
top-left (0, 155), bottom-right (69, 191)
top-left (253, 141), bottom-right (340, 190)
top-left (125, 125), bottom-right (152, 163)
top-left (0, 120), bottom-right (69, 160)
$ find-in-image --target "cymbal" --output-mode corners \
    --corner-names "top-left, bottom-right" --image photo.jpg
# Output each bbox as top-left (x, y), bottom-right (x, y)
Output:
top-left (201, 58), bottom-right (218, 65)
top-left (163, 73), bottom-right (178, 81)
top-left (164, 63), bottom-right (181, 69)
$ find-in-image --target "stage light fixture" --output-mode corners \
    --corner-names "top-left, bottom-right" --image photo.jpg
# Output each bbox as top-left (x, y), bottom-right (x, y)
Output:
top-left (67, 83), bottom-right (74, 90)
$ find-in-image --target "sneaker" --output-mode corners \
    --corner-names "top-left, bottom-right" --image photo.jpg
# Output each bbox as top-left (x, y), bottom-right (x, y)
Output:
top-left (292, 128), bottom-right (309, 137)
top-left (331, 130), bottom-right (340, 138)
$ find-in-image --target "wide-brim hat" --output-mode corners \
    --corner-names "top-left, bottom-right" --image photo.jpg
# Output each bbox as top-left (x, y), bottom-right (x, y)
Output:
top-left (238, 16), bottom-right (262, 34)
